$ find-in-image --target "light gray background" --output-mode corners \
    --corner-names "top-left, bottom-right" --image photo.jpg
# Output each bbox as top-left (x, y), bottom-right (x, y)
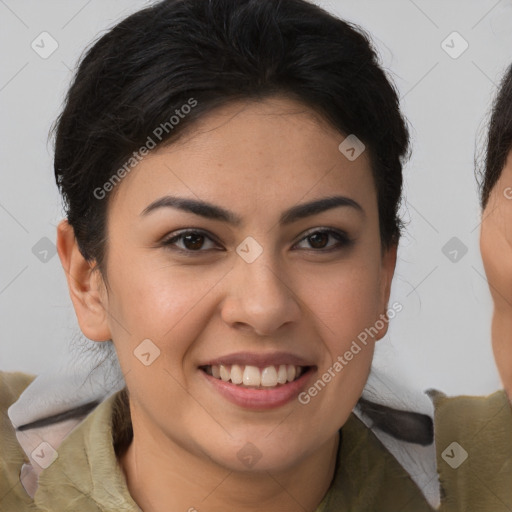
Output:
top-left (1, 0), bottom-right (511, 396)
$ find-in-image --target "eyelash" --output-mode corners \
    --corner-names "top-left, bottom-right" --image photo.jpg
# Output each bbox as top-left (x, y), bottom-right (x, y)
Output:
top-left (160, 228), bottom-right (353, 255)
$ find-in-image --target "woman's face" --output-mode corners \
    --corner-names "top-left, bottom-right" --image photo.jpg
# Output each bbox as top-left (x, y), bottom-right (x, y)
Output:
top-left (481, 149), bottom-right (512, 393)
top-left (68, 96), bottom-right (396, 473)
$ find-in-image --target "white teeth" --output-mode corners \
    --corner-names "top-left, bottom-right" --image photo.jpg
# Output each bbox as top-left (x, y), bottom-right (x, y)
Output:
top-left (205, 363), bottom-right (306, 387)
top-left (277, 365), bottom-right (288, 384)
top-left (261, 366), bottom-right (278, 387)
top-left (220, 364), bottom-right (230, 382)
top-left (243, 365), bottom-right (261, 386)
top-left (230, 364), bottom-right (243, 384)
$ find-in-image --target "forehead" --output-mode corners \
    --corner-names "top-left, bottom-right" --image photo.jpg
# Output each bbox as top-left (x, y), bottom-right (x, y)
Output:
top-left (107, 96), bottom-right (376, 219)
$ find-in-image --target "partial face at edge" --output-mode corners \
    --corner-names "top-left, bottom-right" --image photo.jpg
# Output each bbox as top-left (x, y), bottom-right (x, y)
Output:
top-left (75, 96), bottom-right (396, 472)
top-left (481, 149), bottom-right (512, 394)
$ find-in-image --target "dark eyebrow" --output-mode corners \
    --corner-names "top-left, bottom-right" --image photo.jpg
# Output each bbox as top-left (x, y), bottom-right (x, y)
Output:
top-left (140, 196), bottom-right (242, 224)
top-left (280, 195), bottom-right (364, 224)
top-left (140, 195), bottom-right (364, 225)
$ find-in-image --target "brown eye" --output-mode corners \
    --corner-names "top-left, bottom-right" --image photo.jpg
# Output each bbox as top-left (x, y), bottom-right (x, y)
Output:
top-left (308, 231), bottom-right (329, 249)
top-left (294, 228), bottom-right (352, 251)
top-left (182, 233), bottom-right (205, 250)
top-left (162, 230), bottom-right (220, 252)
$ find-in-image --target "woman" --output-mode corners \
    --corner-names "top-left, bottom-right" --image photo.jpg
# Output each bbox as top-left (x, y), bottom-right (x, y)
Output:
top-left (1, 1), bottom-right (511, 511)
top-left (480, 64), bottom-right (512, 398)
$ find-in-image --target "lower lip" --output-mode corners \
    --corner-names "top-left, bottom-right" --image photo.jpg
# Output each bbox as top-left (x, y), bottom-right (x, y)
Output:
top-left (200, 368), bottom-right (315, 410)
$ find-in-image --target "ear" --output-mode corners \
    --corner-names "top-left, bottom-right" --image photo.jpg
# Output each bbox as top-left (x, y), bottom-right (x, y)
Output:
top-left (375, 243), bottom-right (398, 341)
top-left (56, 219), bottom-right (112, 342)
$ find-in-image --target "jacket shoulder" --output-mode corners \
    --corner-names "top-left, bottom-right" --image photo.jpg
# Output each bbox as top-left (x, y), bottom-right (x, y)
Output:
top-left (0, 370), bottom-right (37, 409)
top-left (432, 390), bottom-right (512, 511)
top-left (0, 370), bottom-right (38, 511)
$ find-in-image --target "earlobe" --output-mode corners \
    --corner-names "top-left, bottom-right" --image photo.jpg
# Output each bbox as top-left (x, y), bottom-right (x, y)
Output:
top-left (381, 243), bottom-right (397, 304)
top-left (375, 244), bottom-right (398, 341)
top-left (56, 219), bottom-right (112, 342)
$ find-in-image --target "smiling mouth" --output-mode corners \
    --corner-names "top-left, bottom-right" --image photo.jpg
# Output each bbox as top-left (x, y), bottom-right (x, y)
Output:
top-left (199, 364), bottom-right (312, 389)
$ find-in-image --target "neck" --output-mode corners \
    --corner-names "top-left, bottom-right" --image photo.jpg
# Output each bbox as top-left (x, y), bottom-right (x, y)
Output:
top-left (119, 415), bottom-right (340, 512)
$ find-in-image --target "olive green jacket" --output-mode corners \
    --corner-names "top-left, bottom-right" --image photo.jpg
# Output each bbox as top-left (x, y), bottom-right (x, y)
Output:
top-left (1, 370), bottom-right (511, 511)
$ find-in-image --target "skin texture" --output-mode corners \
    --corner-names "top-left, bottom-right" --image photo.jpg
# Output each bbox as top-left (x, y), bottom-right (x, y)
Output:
top-left (57, 96), bottom-right (396, 512)
top-left (481, 149), bottom-right (512, 398)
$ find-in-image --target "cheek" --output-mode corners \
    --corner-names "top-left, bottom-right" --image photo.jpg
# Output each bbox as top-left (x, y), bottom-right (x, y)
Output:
top-left (290, 260), bottom-right (383, 403)
top-left (481, 217), bottom-right (512, 311)
top-left (302, 261), bottom-right (383, 335)
top-left (104, 253), bottom-right (228, 363)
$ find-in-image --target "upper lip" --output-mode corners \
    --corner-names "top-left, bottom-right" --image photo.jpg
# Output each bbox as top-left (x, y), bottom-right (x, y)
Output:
top-left (198, 351), bottom-right (315, 368)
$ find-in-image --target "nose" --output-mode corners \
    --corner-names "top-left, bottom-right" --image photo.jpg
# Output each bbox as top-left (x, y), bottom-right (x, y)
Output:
top-left (220, 254), bottom-right (301, 337)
